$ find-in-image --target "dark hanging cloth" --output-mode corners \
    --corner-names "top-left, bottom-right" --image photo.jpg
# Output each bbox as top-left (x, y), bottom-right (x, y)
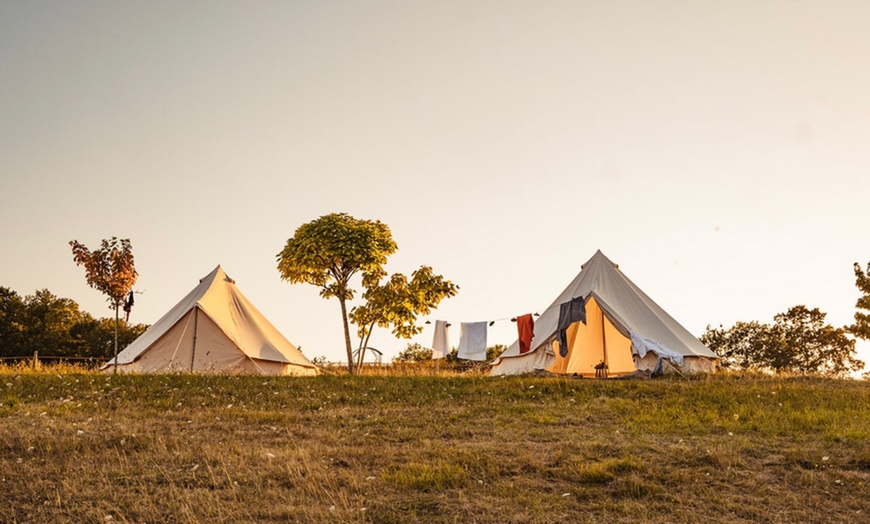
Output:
top-left (517, 314), bottom-right (535, 354)
top-left (557, 296), bottom-right (587, 357)
top-left (123, 291), bottom-right (135, 322)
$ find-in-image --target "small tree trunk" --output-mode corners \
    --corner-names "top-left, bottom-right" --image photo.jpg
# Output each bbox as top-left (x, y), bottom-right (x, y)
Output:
top-left (356, 322), bottom-right (376, 370)
top-left (338, 297), bottom-right (354, 374)
top-left (356, 335), bottom-right (366, 371)
top-left (114, 303), bottom-right (119, 374)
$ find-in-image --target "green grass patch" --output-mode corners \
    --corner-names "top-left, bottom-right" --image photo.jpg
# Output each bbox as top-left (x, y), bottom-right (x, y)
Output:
top-left (573, 456), bottom-right (643, 484)
top-left (382, 461), bottom-right (468, 491)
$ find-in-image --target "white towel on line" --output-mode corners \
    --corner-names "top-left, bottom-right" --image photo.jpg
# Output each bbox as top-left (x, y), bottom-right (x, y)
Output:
top-left (432, 320), bottom-right (450, 359)
top-left (458, 321), bottom-right (487, 361)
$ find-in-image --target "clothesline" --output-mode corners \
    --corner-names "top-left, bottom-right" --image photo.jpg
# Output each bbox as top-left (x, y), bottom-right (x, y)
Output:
top-left (426, 293), bottom-right (587, 327)
top-left (429, 293), bottom-right (592, 361)
top-left (430, 314), bottom-right (538, 361)
top-left (425, 310), bottom-right (544, 328)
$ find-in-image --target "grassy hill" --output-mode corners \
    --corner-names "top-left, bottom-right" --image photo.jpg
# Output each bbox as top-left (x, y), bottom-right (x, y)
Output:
top-left (1, 368), bottom-right (868, 523)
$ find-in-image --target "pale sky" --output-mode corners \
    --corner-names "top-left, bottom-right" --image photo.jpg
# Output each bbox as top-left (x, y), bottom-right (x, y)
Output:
top-left (1, 1), bottom-right (869, 369)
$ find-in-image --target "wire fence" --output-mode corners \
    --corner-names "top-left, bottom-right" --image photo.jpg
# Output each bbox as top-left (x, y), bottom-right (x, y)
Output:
top-left (0, 353), bottom-right (109, 369)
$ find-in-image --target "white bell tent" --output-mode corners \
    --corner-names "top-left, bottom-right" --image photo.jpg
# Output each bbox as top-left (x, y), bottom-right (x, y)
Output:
top-left (491, 251), bottom-right (718, 376)
top-left (103, 266), bottom-right (317, 375)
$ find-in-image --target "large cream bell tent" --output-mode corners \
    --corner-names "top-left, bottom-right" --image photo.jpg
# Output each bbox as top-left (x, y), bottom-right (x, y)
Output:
top-left (103, 266), bottom-right (317, 375)
top-left (491, 250), bottom-right (718, 377)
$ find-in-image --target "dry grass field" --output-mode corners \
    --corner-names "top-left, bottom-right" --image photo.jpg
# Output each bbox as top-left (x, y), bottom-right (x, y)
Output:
top-left (1, 366), bottom-right (868, 523)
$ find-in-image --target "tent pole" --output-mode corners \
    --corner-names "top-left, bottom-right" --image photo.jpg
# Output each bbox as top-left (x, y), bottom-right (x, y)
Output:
top-left (601, 306), bottom-right (608, 372)
top-left (191, 307), bottom-right (199, 372)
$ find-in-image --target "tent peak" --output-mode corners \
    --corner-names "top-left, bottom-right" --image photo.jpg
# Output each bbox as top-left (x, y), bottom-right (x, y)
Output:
top-left (200, 265), bottom-right (235, 284)
top-left (215, 265), bottom-right (235, 283)
top-left (582, 250), bottom-right (618, 270)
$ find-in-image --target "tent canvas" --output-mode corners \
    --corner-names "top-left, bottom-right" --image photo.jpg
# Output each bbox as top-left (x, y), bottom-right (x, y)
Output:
top-left (491, 250), bottom-right (718, 376)
top-left (103, 266), bottom-right (317, 376)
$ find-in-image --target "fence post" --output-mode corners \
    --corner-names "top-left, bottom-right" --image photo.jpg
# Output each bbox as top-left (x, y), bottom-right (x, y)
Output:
top-left (33, 351), bottom-right (38, 370)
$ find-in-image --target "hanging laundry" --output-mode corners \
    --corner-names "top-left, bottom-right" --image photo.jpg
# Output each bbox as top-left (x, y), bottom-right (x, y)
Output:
top-left (123, 290), bottom-right (135, 322)
top-left (458, 322), bottom-right (488, 361)
top-left (557, 296), bottom-right (587, 357)
top-left (517, 314), bottom-right (535, 354)
top-left (432, 320), bottom-right (450, 359)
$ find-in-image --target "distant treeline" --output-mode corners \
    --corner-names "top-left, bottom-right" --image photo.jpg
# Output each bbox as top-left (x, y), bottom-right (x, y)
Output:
top-left (0, 287), bottom-right (148, 359)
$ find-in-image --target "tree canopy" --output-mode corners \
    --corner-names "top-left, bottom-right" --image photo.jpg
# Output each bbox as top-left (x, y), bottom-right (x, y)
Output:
top-left (701, 305), bottom-right (863, 377)
top-left (0, 286), bottom-right (147, 360)
top-left (350, 266), bottom-right (458, 368)
top-left (277, 213), bottom-right (397, 373)
top-left (851, 260), bottom-right (870, 340)
top-left (0, 287), bottom-right (27, 357)
top-left (392, 342), bottom-right (433, 363)
top-left (69, 237), bottom-right (138, 308)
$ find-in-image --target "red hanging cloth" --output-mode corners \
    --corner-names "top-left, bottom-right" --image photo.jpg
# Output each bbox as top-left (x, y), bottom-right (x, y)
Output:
top-left (517, 314), bottom-right (535, 354)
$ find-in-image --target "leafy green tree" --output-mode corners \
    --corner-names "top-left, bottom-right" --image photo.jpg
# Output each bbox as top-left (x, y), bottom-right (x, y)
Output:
top-left (350, 266), bottom-right (458, 369)
top-left (485, 344), bottom-right (507, 362)
top-left (702, 320), bottom-right (777, 370)
top-left (392, 342), bottom-right (433, 363)
top-left (775, 306), bottom-right (862, 376)
top-left (702, 305), bottom-right (863, 377)
top-left (71, 317), bottom-right (149, 359)
top-left (70, 237), bottom-right (138, 372)
top-left (277, 213), bottom-right (397, 373)
top-left (0, 287), bottom-right (27, 357)
top-left (22, 289), bottom-right (91, 357)
top-left (851, 261), bottom-right (870, 340)
top-left (0, 286), bottom-right (149, 361)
